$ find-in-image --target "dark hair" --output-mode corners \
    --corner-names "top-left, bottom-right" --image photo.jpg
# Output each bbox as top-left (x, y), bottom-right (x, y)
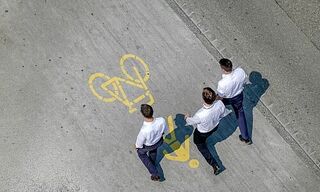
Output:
top-left (140, 104), bottom-right (153, 118)
top-left (219, 58), bottom-right (233, 72)
top-left (202, 87), bottom-right (216, 105)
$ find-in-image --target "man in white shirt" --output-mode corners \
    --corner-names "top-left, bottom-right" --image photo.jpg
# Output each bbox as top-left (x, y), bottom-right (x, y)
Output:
top-left (185, 87), bottom-right (227, 175)
top-left (217, 58), bottom-right (252, 144)
top-left (135, 104), bottom-right (168, 181)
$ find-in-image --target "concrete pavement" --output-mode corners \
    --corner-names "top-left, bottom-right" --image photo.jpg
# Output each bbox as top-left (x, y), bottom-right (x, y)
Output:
top-left (275, 0), bottom-right (320, 50)
top-left (168, 0), bottom-right (320, 173)
top-left (1, 0), bottom-right (320, 191)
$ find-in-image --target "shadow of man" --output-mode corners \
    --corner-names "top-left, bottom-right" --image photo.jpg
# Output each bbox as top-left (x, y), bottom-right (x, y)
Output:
top-left (243, 71), bottom-right (269, 138)
top-left (206, 71), bottom-right (269, 171)
top-left (156, 114), bottom-right (193, 181)
top-left (206, 116), bottom-right (233, 172)
top-left (154, 72), bottom-right (268, 179)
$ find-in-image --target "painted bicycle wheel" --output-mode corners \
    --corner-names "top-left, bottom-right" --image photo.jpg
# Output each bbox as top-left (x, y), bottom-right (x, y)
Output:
top-left (88, 73), bottom-right (117, 103)
top-left (119, 54), bottom-right (150, 84)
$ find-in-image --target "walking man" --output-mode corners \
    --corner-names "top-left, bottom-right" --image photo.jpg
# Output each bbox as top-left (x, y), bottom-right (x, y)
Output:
top-left (135, 104), bottom-right (168, 181)
top-left (217, 58), bottom-right (252, 144)
top-left (185, 87), bottom-right (227, 175)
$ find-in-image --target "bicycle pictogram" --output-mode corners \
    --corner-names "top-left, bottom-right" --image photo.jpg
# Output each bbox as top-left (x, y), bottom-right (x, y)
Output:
top-left (88, 54), bottom-right (154, 113)
top-left (89, 54), bottom-right (199, 168)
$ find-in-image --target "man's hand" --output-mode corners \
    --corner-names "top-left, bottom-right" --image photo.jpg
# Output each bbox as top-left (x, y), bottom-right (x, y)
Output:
top-left (216, 95), bottom-right (223, 100)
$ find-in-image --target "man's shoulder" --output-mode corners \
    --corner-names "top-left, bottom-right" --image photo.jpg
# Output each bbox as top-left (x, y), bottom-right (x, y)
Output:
top-left (215, 100), bottom-right (225, 108)
top-left (209, 100), bottom-right (223, 111)
top-left (195, 107), bottom-right (207, 117)
top-left (234, 67), bottom-right (246, 74)
top-left (155, 117), bottom-right (166, 124)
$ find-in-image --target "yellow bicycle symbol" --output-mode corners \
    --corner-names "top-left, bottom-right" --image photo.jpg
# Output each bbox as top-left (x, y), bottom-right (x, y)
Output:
top-left (88, 54), bottom-right (155, 113)
top-left (89, 55), bottom-right (199, 168)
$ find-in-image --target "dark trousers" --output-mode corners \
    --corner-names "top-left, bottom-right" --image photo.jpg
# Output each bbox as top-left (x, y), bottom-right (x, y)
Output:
top-left (137, 138), bottom-right (163, 176)
top-left (193, 128), bottom-right (218, 167)
top-left (222, 92), bottom-right (250, 140)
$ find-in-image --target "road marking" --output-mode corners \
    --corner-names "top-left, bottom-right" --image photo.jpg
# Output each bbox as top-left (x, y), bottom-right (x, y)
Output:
top-left (189, 159), bottom-right (200, 168)
top-left (89, 54), bottom-right (199, 168)
top-left (164, 115), bottom-right (199, 169)
top-left (88, 54), bottom-right (154, 113)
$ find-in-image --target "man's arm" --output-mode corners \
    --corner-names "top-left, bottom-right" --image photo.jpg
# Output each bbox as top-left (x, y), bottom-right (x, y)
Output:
top-left (216, 82), bottom-right (226, 100)
top-left (185, 114), bottom-right (201, 126)
top-left (240, 67), bottom-right (249, 85)
top-left (135, 131), bottom-right (145, 149)
top-left (161, 118), bottom-right (169, 136)
top-left (219, 105), bottom-right (232, 119)
top-left (216, 95), bottom-right (223, 100)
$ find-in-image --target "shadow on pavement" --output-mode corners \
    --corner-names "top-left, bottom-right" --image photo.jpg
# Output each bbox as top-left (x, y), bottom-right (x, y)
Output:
top-left (156, 114), bottom-right (193, 181)
top-left (155, 71), bottom-right (268, 179)
top-left (243, 71), bottom-right (270, 138)
top-left (207, 71), bottom-right (269, 171)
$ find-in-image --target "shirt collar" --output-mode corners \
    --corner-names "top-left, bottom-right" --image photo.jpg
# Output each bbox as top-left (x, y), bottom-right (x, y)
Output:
top-left (203, 103), bottom-right (214, 109)
top-left (222, 70), bottom-right (234, 78)
top-left (143, 119), bottom-right (154, 125)
top-left (222, 74), bottom-right (228, 78)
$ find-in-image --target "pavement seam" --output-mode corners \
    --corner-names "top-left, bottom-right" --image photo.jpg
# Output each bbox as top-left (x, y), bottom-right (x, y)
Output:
top-left (164, 0), bottom-right (320, 177)
top-left (273, 0), bottom-right (320, 51)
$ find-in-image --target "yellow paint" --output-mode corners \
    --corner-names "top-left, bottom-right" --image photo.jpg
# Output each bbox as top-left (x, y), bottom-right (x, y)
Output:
top-left (119, 54), bottom-right (150, 83)
top-left (88, 54), bottom-right (154, 113)
top-left (88, 73), bottom-right (116, 102)
top-left (188, 159), bottom-right (200, 169)
top-left (163, 115), bottom-right (190, 162)
top-left (163, 116), bottom-right (176, 143)
top-left (89, 55), bottom-right (200, 168)
top-left (163, 116), bottom-right (200, 168)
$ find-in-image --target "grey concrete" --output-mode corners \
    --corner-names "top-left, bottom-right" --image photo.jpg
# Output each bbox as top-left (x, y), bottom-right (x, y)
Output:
top-left (275, 0), bottom-right (320, 50)
top-left (1, 0), bottom-right (320, 191)
top-left (171, 0), bottom-right (320, 172)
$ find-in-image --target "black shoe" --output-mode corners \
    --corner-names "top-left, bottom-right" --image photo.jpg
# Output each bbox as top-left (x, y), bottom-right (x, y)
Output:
top-left (151, 175), bottom-right (160, 181)
top-left (212, 165), bottom-right (221, 175)
top-left (239, 135), bottom-right (252, 145)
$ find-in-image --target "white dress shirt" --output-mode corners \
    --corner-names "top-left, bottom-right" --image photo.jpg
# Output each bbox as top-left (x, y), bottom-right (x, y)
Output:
top-left (217, 67), bottom-right (248, 98)
top-left (135, 117), bottom-right (168, 148)
top-left (186, 100), bottom-right (227, 133)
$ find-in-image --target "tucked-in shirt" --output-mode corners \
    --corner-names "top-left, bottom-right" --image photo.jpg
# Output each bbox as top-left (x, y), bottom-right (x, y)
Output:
top-left (135, 117), bottom-right (168, 148)
top-left (217, 67), bottom-right (248, 98)
top-left (186, 100), bottom-right (227, 133)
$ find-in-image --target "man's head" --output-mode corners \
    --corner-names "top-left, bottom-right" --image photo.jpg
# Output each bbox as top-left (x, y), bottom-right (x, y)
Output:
top-left (140, 104), bottom-right (153, 118)
top-left (202, 87), bottom-right (216, 105)
top-left (219, 58), bottom-right (233, 73)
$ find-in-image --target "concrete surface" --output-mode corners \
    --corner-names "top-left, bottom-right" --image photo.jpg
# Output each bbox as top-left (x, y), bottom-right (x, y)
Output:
top-left (275, 0), bottom-right (320, 50)
top-left (1, 0), bottom-right (320, 191)
top-left (169, 0), bottom-right (320, 172)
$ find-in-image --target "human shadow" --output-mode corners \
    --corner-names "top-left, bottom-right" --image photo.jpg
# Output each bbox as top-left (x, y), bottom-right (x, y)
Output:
top-left (156, 113), bottom-right (226, 177)
top-left (206, 113), bottom-right (237, 172)
top-left (156, 114), bottom-right (193, 181)
top-left (154, 72), bottom-right (268, 179)
top-left (206, 71), bottom-right (269, 170)
top-left (243, 71), bottom-right (269, 138)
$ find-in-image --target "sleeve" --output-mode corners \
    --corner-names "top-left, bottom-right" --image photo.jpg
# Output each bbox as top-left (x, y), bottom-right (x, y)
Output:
top-left (219, 103), bottom-right (232, 119)
top-left (186, 115), bottom-right (201, 126)
top-left (135, 131), bottom-right (146, 149)
top-left (217, 81), bottom-right (226, 97)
